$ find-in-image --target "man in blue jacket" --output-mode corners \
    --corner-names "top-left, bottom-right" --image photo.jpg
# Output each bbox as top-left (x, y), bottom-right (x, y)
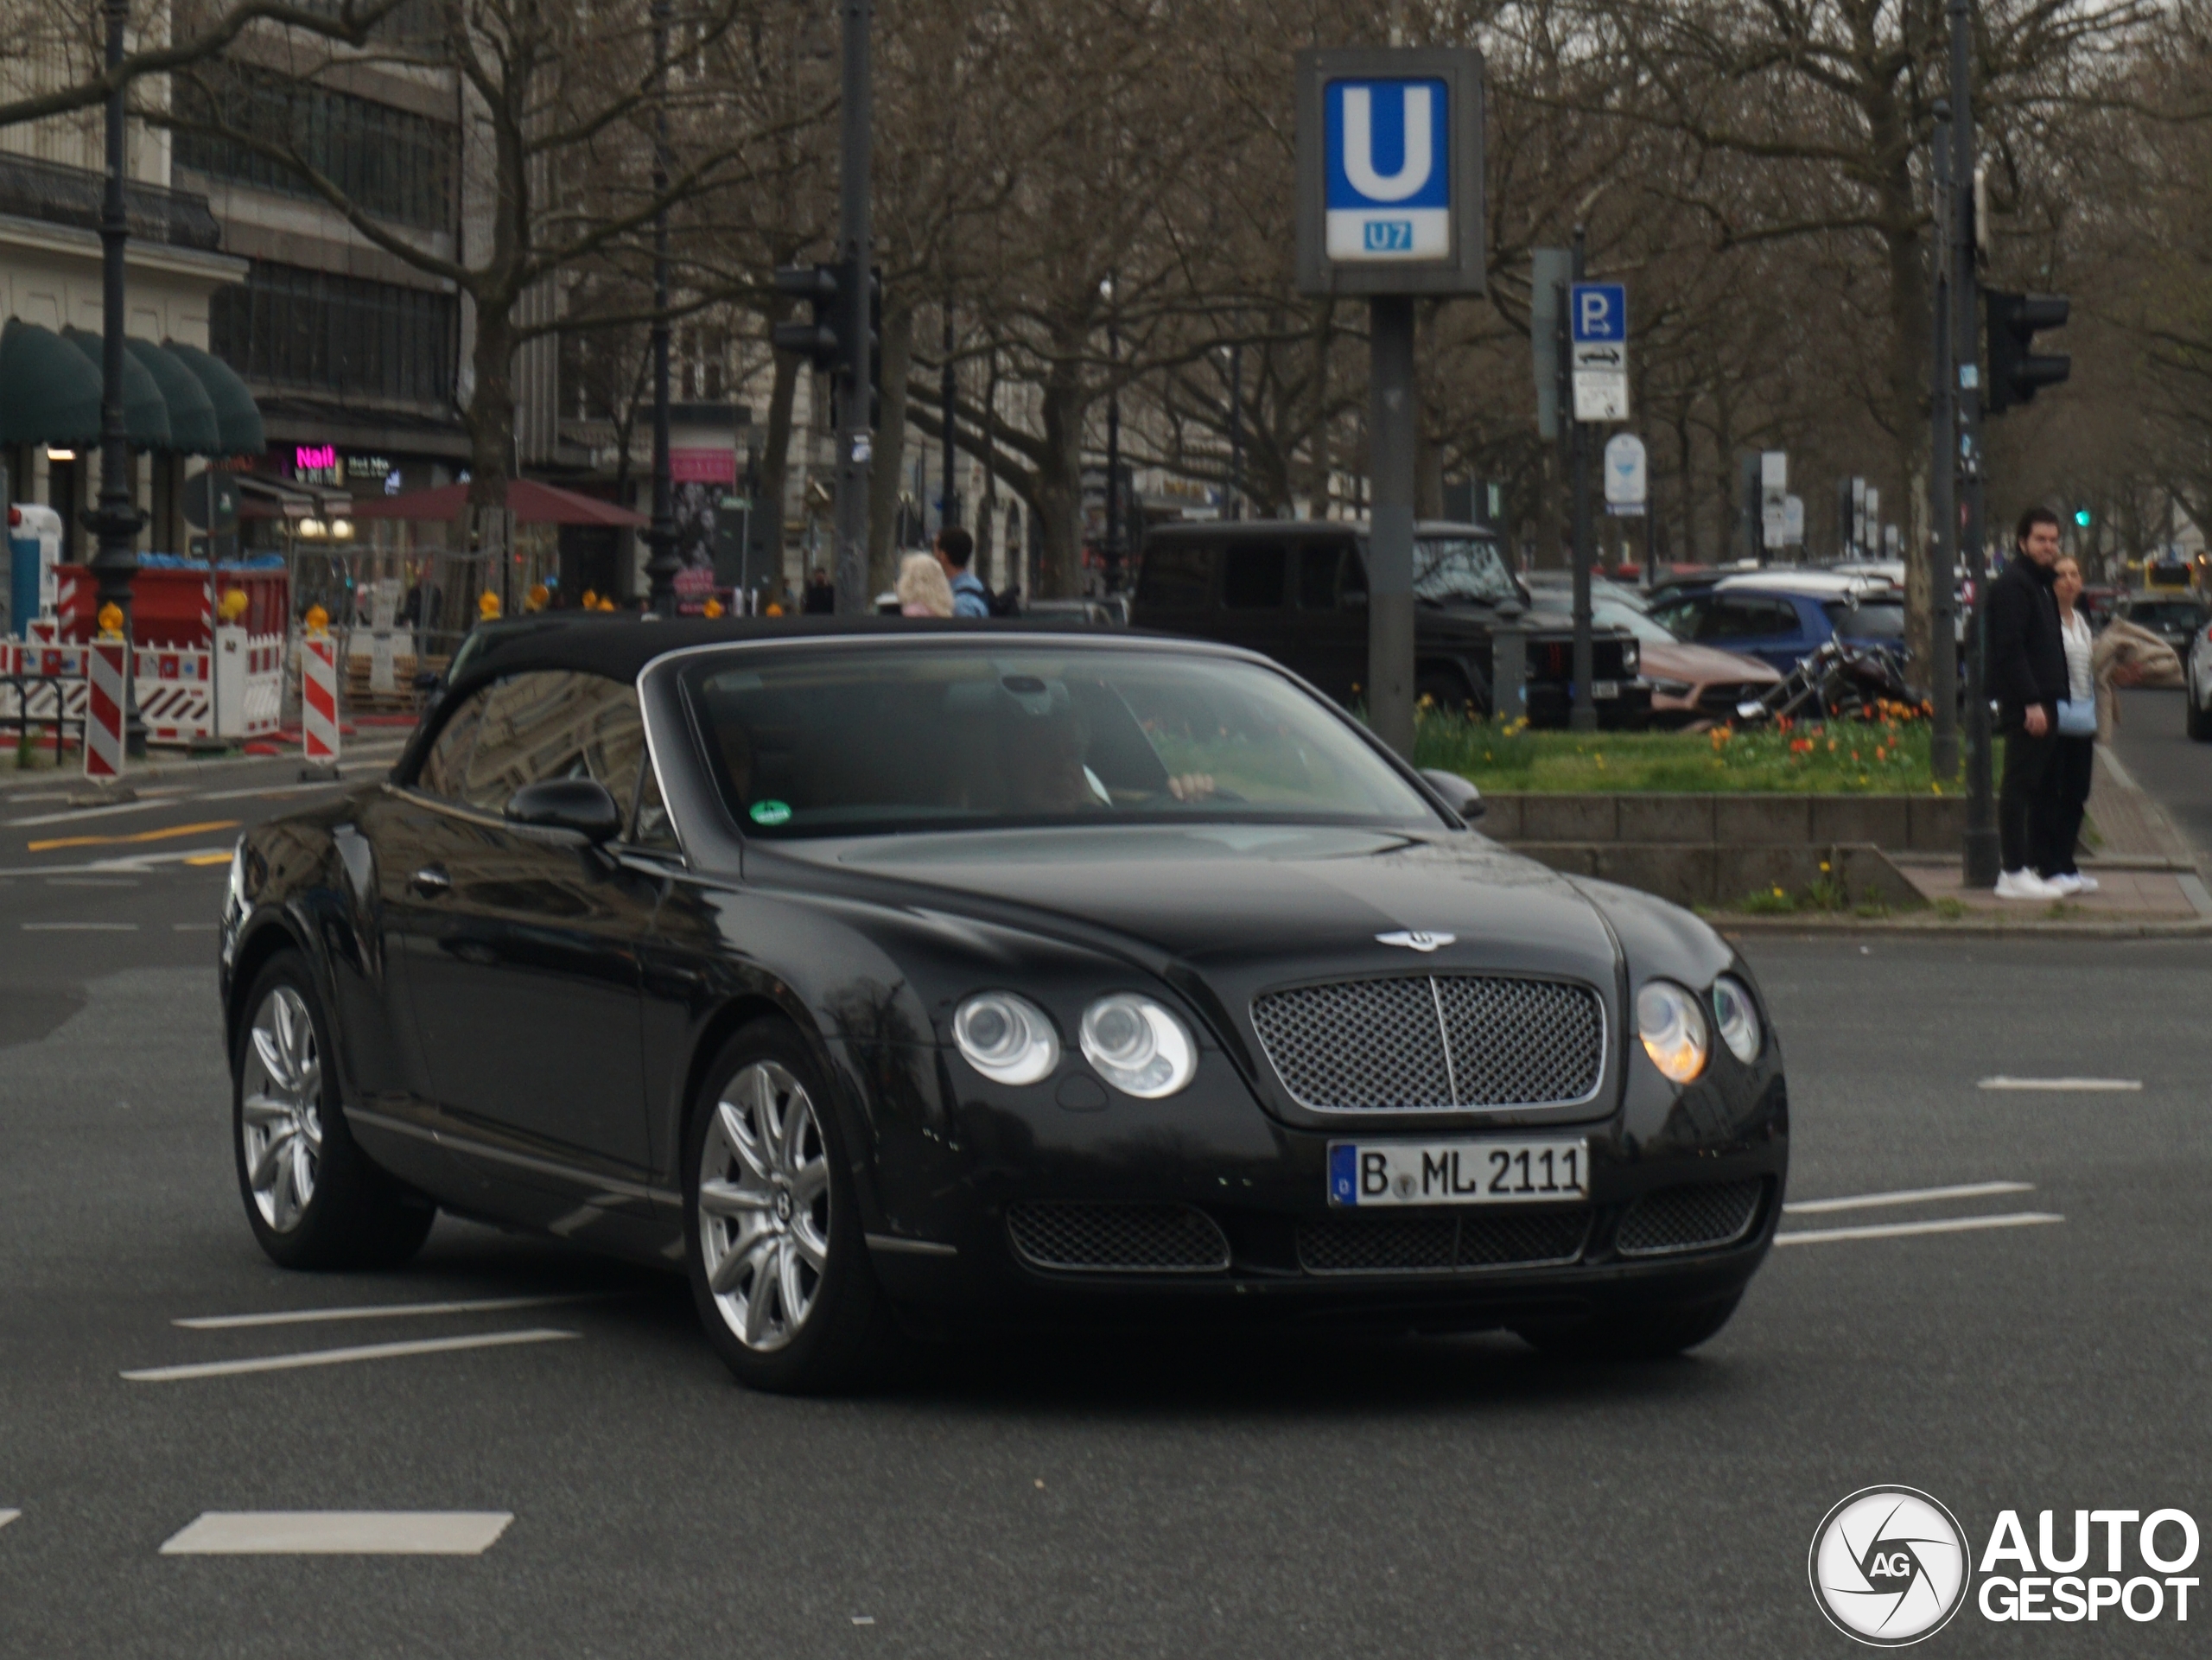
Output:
top-left (934, 528), bottom-right (991, 618)
top-left (1985, 506), bottom-right (2069, 900)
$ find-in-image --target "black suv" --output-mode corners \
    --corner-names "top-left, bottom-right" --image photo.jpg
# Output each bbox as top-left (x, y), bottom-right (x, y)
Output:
top-left (1129, 520), bottom-right (1648, 726)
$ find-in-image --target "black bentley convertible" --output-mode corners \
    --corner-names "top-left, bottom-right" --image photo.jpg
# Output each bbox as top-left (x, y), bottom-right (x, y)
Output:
top-left (219, 618), bottom-right (1788, 1391)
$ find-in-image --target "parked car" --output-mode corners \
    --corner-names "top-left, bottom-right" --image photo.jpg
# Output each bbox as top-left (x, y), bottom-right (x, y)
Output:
top-left (218, 616), bottom-right (1788, 1390)
top-left (1522, 575), bottom-right (1780, 726)
top-left (2183, 615), bottom-right (2212, 741)
top-left (1132, 521), bottom-right (1649, 726)
top-left (1646, 583), bottom-right (1906, 676)
top-left (2113, 592), bottom-right (2208, 658)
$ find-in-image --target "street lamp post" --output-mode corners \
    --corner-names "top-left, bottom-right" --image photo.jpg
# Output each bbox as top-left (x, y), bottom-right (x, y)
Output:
top-left (642, 0), bottom-right (679, 616)
top-left (1101, 276), bottom-right (1121, 595)
top-left (87, 0), bottom-right (146, 759)
top-left (939, 302), bottom-right (957, 531)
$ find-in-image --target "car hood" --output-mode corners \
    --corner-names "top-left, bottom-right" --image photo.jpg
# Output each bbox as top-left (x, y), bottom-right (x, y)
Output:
top-left (768, 824), bottom-right (1621, 984)
top-left (1639, 639), bottom-right (1780, 684)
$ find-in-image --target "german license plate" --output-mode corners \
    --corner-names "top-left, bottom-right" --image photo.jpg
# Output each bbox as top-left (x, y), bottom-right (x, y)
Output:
top-left (1592, 679), bottom-right (1620, 699)
top-left (1327, 1140), bottom-right (1590, 1207)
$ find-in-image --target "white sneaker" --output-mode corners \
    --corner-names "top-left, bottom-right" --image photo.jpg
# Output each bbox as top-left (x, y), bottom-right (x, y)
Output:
top-left (1994, 868), bottom-right (2060, 900)
top-left (2045, 873), bottom-right (2083, 896)
top-left (2072, 874), bottom-right (2099, 894)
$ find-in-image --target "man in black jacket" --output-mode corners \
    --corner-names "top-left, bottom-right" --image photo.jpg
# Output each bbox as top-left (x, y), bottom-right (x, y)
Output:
top-left (1985, 506), bottom-right (2069, 899)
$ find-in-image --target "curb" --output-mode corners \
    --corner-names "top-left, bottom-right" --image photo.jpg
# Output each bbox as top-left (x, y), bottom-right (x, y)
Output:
top-left (1710, 911), bottom-right (2212, 940)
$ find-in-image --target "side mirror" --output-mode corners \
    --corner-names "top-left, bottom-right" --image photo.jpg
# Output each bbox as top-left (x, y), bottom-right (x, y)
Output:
top-left (505, 778), bottom-right (620, 844)
top-left (1420, 767), bottom-right (1485, 821)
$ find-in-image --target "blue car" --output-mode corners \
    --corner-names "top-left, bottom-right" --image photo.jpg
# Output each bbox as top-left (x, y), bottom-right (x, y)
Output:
top-left (1647, 584), bottom-right (1906, 675)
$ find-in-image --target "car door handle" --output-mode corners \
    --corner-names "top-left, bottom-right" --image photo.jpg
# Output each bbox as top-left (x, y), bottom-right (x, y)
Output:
top-left (410, 864), bottom-right (452, 897)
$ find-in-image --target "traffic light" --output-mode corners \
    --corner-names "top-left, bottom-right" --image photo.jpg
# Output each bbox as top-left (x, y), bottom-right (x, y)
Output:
top-left (2074, 506), bottom-right (2092, 529)
top-left (771, 264), bottom-right (842, 371)
top-left (1983, 289), bottom-right (2070, 414)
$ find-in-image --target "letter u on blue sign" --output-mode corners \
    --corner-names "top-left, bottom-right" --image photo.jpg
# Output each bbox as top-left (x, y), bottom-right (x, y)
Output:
top-left (1325, 79), bottom-right (1450, 262)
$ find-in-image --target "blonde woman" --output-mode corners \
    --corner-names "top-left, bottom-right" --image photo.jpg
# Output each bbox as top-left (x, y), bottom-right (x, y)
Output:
top-left (896, 550), bottom-right (955, 617)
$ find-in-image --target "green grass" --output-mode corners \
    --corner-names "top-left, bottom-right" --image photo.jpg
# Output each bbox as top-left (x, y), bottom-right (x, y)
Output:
top-left (1414, 708), bottom-right (1953, 795)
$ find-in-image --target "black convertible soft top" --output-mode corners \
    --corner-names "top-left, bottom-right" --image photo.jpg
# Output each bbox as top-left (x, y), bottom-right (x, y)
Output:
top-left (396, 613), bottom-right (1144, 779)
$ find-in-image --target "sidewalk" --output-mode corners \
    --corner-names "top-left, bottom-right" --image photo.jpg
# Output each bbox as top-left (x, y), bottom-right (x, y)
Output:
top-left (1878, 747), bottom-right (2211, 931)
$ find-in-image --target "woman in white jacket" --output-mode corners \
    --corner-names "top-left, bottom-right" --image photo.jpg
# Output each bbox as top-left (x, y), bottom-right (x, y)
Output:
top-left (2039, 554), bottom-right (2099, 894)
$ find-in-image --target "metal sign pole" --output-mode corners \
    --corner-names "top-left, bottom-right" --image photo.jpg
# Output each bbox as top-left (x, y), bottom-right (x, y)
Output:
top-left (833, 0), bottom-right (874, 615)
top-left (1929, 102), bottom-right (1961, 782)
top-left (1954, 0), bottom-right (1998, 887)
top-left (1369, 296), bottom-right (1417, 757)
top-left (1568, 227), bottom-right (1595, 733)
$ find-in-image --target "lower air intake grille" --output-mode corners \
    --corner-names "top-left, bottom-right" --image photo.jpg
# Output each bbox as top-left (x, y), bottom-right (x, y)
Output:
top-left (1006, 1203), bottom-right (1230, 1274)
top-left (1298, 1211), bottom-right (1590, 1275)
top-left (1615, 1180), bottom-right (1764, 1257)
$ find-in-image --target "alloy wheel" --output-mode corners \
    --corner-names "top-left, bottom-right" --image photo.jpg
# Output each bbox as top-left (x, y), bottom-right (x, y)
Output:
top-left (240, 985), bottom-right (322, 1233)
top-left (697, 1060), bottom-right (830, 1352)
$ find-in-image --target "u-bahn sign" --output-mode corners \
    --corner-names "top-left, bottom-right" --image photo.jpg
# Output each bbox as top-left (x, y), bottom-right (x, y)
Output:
top-left (1295, 48), bottom-right (1486, 296)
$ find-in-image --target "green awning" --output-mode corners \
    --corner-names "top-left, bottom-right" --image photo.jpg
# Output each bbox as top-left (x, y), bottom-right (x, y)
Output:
top-left (163, 340), bottom-right (264, 458)
top-left (61, 325), bottom-right (170, 451)
top-left (0, 319), bottom-right (102, 448)
top-left (126, 338), bottom-right (222, 455)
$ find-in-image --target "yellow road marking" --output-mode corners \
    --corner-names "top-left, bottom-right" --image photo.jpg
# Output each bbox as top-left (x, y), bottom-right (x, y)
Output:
top-left (28, 819), bottom-right (239, 854)
top-left (183, 851), bottom-right (234, 867)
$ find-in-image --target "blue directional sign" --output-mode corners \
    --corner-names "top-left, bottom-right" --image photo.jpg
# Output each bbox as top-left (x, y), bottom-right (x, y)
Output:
top-left (1324, 79), bottom-right (1450, 262)
top-left (1571, 283), bottom-right (1627, 343)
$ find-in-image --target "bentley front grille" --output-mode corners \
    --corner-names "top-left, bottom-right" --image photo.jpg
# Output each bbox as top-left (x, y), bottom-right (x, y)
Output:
top-left (1251, 975), bottom-right (1605, 1112)
top-left (1006, 1202), bottom-right (1231, 1274)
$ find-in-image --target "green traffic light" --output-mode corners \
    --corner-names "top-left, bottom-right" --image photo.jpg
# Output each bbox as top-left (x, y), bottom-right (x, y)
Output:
top-left (2074, 508), bottom-right (2092, 528)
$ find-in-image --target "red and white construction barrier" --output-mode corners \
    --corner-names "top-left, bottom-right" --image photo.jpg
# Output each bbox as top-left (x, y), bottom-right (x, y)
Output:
top-left (0, 635), bottom-right (286, 747)
top-left (83, 640), bottom-right (126, 781)
top-left (301, 633), bottom-right (340, 766)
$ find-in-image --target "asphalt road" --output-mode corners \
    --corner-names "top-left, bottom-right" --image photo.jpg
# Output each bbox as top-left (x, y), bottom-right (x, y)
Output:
top-left (0, 746), bottom-right (2205, 1656)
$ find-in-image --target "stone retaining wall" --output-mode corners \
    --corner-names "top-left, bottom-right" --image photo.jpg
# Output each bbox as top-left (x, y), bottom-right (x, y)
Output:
top-left (1477, 792), bottom-right (1961, 852)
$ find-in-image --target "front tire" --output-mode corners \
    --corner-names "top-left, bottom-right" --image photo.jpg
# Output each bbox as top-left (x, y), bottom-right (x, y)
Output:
top-left (232, 952), bottom-right (435, 1270)
top-left (684, 1019), bottom-right (891, 1393)
top-left (1514, 1291), bottom-right (1743, 1362)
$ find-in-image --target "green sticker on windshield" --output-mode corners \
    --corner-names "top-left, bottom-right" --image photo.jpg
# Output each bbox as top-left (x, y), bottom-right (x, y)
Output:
top-left (748, 799), bottom-right (792, 827)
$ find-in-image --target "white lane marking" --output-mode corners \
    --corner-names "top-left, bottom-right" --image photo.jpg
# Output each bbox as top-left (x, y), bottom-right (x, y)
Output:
top-left (1774, 1212), bottom-right (2064, 1247)
top-left (21, 921), bottom-right (137, 932)
top-left (159, 1512), bottom-right (512, 1555)
top-left (176, 1294), bottom-right (614, 1331)
top-left (0, 1509), bottom-right (18, 1530)
top-left (190, 780), bottom-right (360, 803)
top-left (121, 1327), bottom-right (579, 1382)
top-left (0, 849), bottom-right (233, 878)
top-left (172, 922), bottom-right (219, 932)
top-left (1978, 1077), bottom-right (2142, 1091)
top-left (4, 798), bottom-right (181, 829)
top-left (1784, 1180), bottom-right (2034, 1216)
top-left (43, 876), bottom-right (138, 887)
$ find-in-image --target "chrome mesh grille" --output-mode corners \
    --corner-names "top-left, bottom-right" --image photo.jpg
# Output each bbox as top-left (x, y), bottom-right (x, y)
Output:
top-left (1615, 1180), bottom-right (1764, 1257)
top-left (1006, 1203), bottom-right (1230, 1273)
top-left (1252, 976), bottom-right (1604, 1112)
top-left (1298, 1211), bottom-right (1589, 1275)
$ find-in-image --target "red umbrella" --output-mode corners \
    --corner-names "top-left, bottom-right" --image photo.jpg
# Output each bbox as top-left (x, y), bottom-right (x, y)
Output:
top-left (349, 478), bottom-right (647, 528)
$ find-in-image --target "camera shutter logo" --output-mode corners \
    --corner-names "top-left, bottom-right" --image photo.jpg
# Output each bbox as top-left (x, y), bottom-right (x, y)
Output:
top-left (1808, 1487), bottom-right (1970, 1646)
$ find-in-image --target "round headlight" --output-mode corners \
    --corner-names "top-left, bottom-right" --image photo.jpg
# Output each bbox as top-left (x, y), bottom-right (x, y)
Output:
top-left (1078, 994), bottom-right (1197, 1098)
top-left (1636, 979), bottom-right (1709, 1085)
top-left (952, 991), bottom-right (1059, 1085)
top-left (1712, 976), bottom-right (1761, 1065)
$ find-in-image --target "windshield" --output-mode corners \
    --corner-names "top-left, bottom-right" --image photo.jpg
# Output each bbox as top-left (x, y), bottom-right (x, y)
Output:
top-left (1826, 600), bottom-right (1906, 639)
top-left (1413, 536), bottom-right (1517, 606)
top-left (1592, 598), bottom-right (1677, 645)
top-left (683, 645), bottom-right (1440, 837)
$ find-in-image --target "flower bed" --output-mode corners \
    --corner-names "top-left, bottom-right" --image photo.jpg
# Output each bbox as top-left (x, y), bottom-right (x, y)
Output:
top-left (1414, 707), bottom-right (1948, 795)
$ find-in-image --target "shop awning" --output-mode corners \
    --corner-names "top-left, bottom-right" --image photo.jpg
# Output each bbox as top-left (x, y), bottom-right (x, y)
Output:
top-left (349, 478), bottom-right (648, 528)
top-left (61, 326), bottom-right (170, 452)
top-left (0, 319), bottom-right (102, 448)
top-left (125, 339), bottom-right (221, 455)
top-left (163, 340), bottom-right (265, 458)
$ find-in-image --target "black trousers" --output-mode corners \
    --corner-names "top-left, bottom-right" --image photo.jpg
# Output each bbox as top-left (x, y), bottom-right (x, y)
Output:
top-left (1999, 725), bottom-right (2056, 874)
top-left (2038, 735), bottom-right (2095, 878)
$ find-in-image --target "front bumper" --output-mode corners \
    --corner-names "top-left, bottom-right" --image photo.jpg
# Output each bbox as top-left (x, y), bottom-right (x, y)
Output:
top-left (847, 1034), bottom-right (1787, 1332)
